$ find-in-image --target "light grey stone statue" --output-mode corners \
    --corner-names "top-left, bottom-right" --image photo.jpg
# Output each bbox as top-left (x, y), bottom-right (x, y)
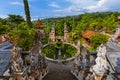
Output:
top-left (93, 44), bottom-right (107, 76)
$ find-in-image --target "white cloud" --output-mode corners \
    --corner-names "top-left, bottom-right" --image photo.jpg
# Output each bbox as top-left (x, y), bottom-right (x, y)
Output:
top-left (87, 0), bottom-right (120, 12)
top-left (9, 1), bottom-right (23, 6)
top-left (54, 0), bottom-right (97, 15)
top-left (0, 14), bottom-right (8, 18)
top-left (87, 0), bottom-right (108, 12)
top-left (54, 0), bottom-right (120, 16)
top-left (49, 2), bottom-right (60, 8)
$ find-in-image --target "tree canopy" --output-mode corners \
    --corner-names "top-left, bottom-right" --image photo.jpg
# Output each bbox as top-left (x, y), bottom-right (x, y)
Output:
top-left (0, 12), bottom-right (120, 51)
top-left (8, 22), bottom-right (35, 50)
top-left (42, 12), bottom-right (120, 36)
top-left (90, 34), bottom-right (110, 49)
top-left (6, 14), bottom-right (24, 27)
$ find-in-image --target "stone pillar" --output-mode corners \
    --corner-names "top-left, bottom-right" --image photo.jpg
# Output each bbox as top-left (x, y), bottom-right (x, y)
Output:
top-left (64, 23), bottom-right (69, 42)
top-left (49, 25), bottom-right (56, 42)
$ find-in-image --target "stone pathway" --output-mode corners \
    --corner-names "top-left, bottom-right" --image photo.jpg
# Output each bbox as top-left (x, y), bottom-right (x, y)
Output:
top-left (43, 61), bottom-right (77, 80)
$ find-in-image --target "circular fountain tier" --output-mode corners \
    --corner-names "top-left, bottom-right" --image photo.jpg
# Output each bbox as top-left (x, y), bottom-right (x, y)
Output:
top-left (42, 42), bottom-right (80, 62)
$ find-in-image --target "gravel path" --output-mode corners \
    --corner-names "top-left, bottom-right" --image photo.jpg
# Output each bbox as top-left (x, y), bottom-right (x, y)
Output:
top-left (43, 61), bottom-right (77, 80)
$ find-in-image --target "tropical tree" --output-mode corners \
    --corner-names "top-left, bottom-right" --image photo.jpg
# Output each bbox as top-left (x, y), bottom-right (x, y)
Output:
top-left (102, 14), bottom-right (119, 32)
top-left (7, 14), bottom-right (24, 27)
top-left (23, 0), bottom-right (32, 28)
top-left (90, 34), bottom-right (109, 49)
top-left (9, 22), bottom-right (35, 50)
top-left (56, 20), bottom-right (64, 36)
top-left (0, 22), bottom-right (11, 35)
top-left (0, 18), bottom-right (7, 25)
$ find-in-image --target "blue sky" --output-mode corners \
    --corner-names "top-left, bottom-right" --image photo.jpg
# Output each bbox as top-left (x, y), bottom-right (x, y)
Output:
top-left (0, 0), bottom-right (120, 20)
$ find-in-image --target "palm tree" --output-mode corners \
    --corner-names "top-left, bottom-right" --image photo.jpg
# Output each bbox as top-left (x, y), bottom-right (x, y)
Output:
top-left (23, 0), bottom-right (32, 28)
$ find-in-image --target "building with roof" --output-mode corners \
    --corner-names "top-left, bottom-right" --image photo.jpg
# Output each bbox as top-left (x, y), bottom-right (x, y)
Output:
top-left (0, 39), bottom-right (23, 79)
top-left (82, 30), bottom-right (97, 40)
top-left (91, 39), bottom-right (120, 80)
top-left (0, 30), bottom-right (48, 79)
top-left (72, 27), bottom-right (120, 80)
top-left (82, 30), bottom-right (97, 46)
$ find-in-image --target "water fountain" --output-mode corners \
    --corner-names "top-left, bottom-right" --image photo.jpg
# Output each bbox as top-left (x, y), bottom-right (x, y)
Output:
top-left (58, 48), bottom-right (62, 60)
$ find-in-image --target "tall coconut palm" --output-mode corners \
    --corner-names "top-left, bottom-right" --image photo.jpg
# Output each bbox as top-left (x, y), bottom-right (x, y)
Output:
top-left (23, 0), bottom-right (32, 28)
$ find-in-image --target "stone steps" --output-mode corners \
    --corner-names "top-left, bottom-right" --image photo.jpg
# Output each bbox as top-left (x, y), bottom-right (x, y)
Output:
top-left (43, 61), bottom-right (77, 80)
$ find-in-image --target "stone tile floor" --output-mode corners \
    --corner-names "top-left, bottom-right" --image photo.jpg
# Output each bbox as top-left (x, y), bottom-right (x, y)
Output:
top-left (43, 61), bottom-right (77, 80)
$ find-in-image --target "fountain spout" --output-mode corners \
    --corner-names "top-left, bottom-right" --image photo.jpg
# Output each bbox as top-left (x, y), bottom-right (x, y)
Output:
top-left (58, 48), bottom-right (62, 60)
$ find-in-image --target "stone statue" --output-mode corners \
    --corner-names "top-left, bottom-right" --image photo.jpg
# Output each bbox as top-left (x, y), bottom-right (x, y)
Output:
top-left (93, 44), bottom-right (107, 76)
top-left (35, 30), bottom-right (41, 43)
top-left (12, 60), bottom-right (22, 72)
top-left (12, 46), bottom-right (18, 60)
top-left (11, 46), bottom-right (23, 74)
top-left (31, 54), bottom-right (37, 66)
top-left (77, 57), bottom-right (83, 70)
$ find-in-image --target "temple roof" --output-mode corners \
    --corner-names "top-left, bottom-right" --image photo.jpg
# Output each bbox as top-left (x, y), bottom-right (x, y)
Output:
top-left (82, 30), bottom-right (97, 39)
top-left (105, 41), bottom-right (120, 73)
top-left (34, 19), bottom-right (44, 29)
top-left (0, 40), bottom-right (13, 76)
top-left (0, 51), bottom-right (12, 76)
top-left (0, 40), bottom-right (13, 50)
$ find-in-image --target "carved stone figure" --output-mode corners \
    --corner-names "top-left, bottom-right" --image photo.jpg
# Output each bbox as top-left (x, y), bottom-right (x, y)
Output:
top-left (11, 46), bottom-right (23, 75)
top-left (35, 30), bottom-right (41, 43)
top-left (12, 46), bottom-right (19, 60)
top-left (31, 54), bottom-right (37, 66)
top-left (93, 44), bottom-right (107, 76)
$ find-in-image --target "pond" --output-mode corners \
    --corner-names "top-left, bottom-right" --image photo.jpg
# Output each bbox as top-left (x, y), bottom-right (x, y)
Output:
top-left (42, 43), bottom-right (78, 59)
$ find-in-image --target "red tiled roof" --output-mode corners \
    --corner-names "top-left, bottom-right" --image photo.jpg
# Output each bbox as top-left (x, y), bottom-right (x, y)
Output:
top-left (82, 30), bottom-right (97, 39)
top-left (34, 19), bottom-right (44, 29)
